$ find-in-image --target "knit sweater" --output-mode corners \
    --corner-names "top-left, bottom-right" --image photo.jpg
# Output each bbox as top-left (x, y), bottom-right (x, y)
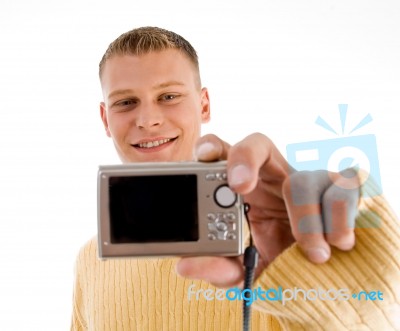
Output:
top-left (71, 177), bottom-right (400, 330)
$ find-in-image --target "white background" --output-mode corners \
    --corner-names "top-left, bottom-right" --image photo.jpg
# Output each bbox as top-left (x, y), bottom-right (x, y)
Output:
top-left (0, 0), bottom-right (399, 329)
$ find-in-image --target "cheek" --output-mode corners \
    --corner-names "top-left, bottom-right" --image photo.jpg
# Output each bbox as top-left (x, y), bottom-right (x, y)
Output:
top-left (108, 117), bottom-right (128, 137)
top-left (185, 122), bottom-right (202, 152)
top-left (182, 114), bottom-right (201, 137)
top-left (182, 106), bottom-right (203, 130)
top-left (175, 115), bottom-right (201, 155)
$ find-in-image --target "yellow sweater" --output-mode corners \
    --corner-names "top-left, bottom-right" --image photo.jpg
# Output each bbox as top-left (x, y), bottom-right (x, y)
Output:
top-left (71, 178), bottom-right (400, 330)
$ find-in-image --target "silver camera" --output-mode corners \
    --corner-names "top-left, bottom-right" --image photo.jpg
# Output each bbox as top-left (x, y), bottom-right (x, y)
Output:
top-left (97, 161), bottom-right (245, 259)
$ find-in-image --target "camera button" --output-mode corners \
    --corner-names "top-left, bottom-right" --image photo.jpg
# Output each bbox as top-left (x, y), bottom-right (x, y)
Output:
top-left (216, 221), bottom-right (228, 231)
top-left (227, 233), bottom-right (236, 240)
top-left (215, 185), bottom-right (237, 208)
top-left (217, 231), bottom-right (228, 240)
top-left (208, 233), bottom-right (217, 240)
top-left (215, 172), bottom-right (227, 181)
top-left (206, 173), bottom-right (216, 181)
top-left (207, 213), bottom-right (217, 221)
top-left (226, 213), bottom-right (236, 221)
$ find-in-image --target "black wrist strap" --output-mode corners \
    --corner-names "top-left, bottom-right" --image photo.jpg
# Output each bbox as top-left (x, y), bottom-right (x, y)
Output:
top-left (242, 204), bottom-right (259, 331)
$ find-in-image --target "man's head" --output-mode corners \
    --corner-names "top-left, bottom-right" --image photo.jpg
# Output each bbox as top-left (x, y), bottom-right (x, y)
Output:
top-left (99, 27), bottom-right (210, 163)
top-left (99, 27), bottom-right (201, 88)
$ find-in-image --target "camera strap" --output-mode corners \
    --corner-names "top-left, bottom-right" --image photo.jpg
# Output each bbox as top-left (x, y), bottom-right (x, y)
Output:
top-left (242, 203), bottom-right (259, 331)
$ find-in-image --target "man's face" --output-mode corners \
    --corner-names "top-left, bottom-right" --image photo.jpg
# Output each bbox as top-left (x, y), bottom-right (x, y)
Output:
top-left (100, 49), bottom-right (210, 163)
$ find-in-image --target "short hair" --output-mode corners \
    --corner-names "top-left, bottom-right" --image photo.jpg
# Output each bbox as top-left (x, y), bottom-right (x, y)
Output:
top-left (99, 26), bottom-right (201, 86)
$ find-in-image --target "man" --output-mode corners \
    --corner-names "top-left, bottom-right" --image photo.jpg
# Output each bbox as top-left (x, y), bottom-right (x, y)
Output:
top-left (71, 26), bottom-right (400, 330)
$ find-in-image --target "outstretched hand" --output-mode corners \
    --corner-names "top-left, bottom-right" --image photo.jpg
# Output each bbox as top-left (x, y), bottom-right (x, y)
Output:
top-left (176, 133), bottom-right (360, 287)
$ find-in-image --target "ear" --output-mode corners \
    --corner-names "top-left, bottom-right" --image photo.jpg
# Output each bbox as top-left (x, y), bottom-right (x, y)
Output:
top-left (100, 102), bottom-right (111, 137)
top-left (200, 87), bottom-right (211, 123)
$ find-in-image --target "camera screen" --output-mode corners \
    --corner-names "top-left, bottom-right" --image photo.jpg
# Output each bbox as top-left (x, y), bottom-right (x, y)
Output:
top-left (109, 174), bottom-right (199, 243)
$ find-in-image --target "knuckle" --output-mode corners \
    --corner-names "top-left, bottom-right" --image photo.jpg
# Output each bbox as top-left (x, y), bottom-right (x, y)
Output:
top-left (248, 132), bottom-right (269, 142)
top-left (322, 184), bottom-right (358, 207)
top-left (198, 133), bottom-right (220, 144)
top-left (285, 171), bottom-right (322, 204)
top-left (329, 169), bottom-right (361, 191)
top-left (296, 214), bottom-right (324, 235)
top-left (288, 171), bottom-right (315, 192)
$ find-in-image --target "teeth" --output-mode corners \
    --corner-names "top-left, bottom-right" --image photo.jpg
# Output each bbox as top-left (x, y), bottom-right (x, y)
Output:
top-left (138, 138), bottom-right (172, 148)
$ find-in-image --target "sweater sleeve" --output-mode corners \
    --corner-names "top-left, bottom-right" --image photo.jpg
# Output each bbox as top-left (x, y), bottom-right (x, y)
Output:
top-left (252, 173), bottom-right (400, 330)
top-left (70, 238), bottom-right (94, 331)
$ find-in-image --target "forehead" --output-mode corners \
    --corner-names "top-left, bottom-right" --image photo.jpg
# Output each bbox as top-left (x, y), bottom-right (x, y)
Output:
top-left (100, 49), bottom-right (198, 94)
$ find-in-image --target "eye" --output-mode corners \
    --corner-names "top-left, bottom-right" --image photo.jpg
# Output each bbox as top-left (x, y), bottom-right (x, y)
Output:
top-left (111, 99), bottom-right (139, 112)
top-left (159, 94), bottom-right (180, 102)
top-left (116, 99), bottom-right (137, 106)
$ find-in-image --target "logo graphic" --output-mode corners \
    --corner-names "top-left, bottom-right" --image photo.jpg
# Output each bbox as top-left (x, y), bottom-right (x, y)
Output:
top-left (286, 104), bottom-right (382, 196)
top-left (187, 284), bottom-right (384, 307)
top-left (286, 104), bottom-right (382, 230)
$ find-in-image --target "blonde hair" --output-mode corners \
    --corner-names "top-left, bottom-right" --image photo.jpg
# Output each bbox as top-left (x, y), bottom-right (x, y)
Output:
top-left (99, 26), bottom-right (201, 86)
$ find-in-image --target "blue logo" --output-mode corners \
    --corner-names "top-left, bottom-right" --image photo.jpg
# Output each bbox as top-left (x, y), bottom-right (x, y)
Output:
top-left (286, 104), bottom-right (382, 196)
top-left (286, 104), bottom-right (382, 229)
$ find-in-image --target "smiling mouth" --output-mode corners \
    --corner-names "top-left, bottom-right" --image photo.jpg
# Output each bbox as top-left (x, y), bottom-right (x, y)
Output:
top-left (133, 137), bottom-right (177, 149)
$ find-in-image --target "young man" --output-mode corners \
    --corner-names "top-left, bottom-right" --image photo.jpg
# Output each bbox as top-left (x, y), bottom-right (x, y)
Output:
top-left (71, 27), bottom-right (400, 330)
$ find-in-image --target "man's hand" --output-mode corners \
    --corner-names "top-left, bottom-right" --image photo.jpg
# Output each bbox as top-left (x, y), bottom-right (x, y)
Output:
top-left (176, 133), bottom-right (360, 287)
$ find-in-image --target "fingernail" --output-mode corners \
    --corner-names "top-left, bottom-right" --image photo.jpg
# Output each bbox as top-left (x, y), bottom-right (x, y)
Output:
top-left (306, 248), bottom-right (329, 263)
top-left (230, 164), bottom-right (251, 187)
top-left (196, 142), bottom-right (215, 157)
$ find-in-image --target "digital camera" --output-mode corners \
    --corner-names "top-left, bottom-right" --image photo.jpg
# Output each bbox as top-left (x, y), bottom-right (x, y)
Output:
top-left (97, 161), bottom-right (245, 259)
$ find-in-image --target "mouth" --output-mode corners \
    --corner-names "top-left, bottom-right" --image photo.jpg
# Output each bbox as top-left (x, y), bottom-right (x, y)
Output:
top-left (132, 137), bottom-right (177, 150)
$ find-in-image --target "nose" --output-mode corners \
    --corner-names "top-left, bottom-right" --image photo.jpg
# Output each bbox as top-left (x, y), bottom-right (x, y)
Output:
top-left (135, 103), bottom-right (163, 129)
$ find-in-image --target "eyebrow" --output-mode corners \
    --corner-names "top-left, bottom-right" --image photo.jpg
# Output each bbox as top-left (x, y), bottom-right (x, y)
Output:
top-left (155, 81), bottom-right (185, 89)
top-left (107, 81), bottom-right (186, 100)
top-left (107, 89), bottom-right (135, 100)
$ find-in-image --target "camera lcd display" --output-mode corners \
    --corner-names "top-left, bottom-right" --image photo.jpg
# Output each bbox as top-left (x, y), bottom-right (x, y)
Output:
top-left (109, 174), bottom-right (199, 243)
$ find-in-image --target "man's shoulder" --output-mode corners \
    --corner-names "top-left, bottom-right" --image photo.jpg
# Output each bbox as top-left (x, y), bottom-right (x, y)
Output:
top-left (76, 235), bottom-right (98, 262)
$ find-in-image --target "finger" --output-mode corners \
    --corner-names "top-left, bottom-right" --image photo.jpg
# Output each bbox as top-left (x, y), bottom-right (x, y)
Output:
top-left (194, 134), bottom-right (230, 161)
top-left (282, 170), bottom-right (332, 263)
top-left (226, 133), bottom-right (291, 195)
top-left (323, 169), bottom-right (359, 250)
top-left (175, 256), bottom-right (244, 288)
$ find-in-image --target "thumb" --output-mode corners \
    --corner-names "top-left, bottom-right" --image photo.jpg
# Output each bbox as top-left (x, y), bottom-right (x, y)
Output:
top-left (176, 256), bottom-right (244, 288)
